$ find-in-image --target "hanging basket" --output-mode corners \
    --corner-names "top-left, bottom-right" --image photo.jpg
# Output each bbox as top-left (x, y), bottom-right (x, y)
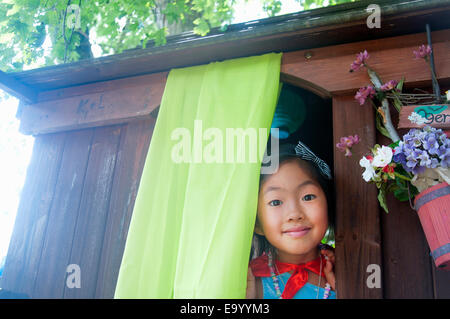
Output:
top-left (414, 182), bottom-right (450, 270)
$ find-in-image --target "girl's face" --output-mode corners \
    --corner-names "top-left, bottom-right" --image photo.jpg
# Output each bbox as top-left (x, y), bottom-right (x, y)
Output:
top-left (256, 159), bottom-right (328, 264)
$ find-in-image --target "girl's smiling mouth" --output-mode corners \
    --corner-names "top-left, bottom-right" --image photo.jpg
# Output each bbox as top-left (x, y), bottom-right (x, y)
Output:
top-left (282, 225), bottom-right (311, 238)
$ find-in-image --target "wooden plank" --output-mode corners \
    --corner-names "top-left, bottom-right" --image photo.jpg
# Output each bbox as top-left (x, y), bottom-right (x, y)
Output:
top-left (32, 129), bottom-right (94, 298)
top-left (36, 72), bottom-right (168, 103)
top-left (0, 132), bottom-right (66, 297)
top-left (0, 70), bottom-right (38, 104)
top-left (282, 29), bottom-right (450, 96)
top-left (94, 118), bottom-right (155, 298)
top-left (63, 125), bottom-right (122, 298)
top-left (380, 195), bottom-right (435, 298)
top-left (432, 263), bottom-right (450, 298)
top-left (398, 104), bottom-right (450, 129)
top-left (18, 72), bottom-right (166, 136)
top-left (332, 95), bottom-right (383, 299)
top-left (377, 94), bottom-right (445, 298)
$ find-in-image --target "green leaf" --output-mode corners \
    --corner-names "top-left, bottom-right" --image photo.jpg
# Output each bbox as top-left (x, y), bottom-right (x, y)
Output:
top-left (219, 24), bottom-right (228, 32)
top-left (0, 32), bottom-right (13, 43)
top-left (193, 18), bottom-right (210, 36)
top-left (375, 113), bottom-right (391, 139)
top-left (6, 4), bottom-right (19, 16)
top-left (393, 187), bottom-right (410, 202)
top-left (388, 89), bottom-right (404, 112)
top-left (389, 140), bottom-right (400, 149)
top-left (378, 187), bottom-right (389, 213)
top-left (396, 77), bottom-right (405, 92)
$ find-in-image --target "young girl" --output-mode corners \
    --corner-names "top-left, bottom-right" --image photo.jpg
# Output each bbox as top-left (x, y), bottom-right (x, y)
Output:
top-left (246, 141), bottom-right (336, 299)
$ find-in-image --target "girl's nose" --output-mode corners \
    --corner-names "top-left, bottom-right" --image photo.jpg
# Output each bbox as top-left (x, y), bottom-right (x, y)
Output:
top-left (287, 211), bottom-right (304, 221)
top-left (286, 200), bottom-right (305, 221)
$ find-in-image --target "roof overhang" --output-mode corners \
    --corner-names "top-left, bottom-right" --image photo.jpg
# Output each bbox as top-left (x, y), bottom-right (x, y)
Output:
top-left (2, 0), bottom-right (450, 103)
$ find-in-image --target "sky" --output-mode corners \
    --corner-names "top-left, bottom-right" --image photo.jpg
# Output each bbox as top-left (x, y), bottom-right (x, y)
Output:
top-left (0, 0), bottom-right (309, 269)
top-left (0, 96), bottom-right (34, 266)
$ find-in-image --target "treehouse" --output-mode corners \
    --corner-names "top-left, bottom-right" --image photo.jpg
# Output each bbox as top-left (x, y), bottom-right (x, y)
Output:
top-left (1, 0), bottom-right (450, 299)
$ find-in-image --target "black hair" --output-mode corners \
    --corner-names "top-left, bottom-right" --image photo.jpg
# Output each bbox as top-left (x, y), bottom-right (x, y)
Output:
top-left (250, 150), bottom-right (335, 260)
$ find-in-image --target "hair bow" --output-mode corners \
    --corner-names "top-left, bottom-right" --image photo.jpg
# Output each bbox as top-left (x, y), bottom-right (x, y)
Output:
top-left (294, 141), bottom-right (332, 180)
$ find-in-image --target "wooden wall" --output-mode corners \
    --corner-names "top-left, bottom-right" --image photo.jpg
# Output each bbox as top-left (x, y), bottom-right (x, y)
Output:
top-left (0, 119), bottom-right (155, 298)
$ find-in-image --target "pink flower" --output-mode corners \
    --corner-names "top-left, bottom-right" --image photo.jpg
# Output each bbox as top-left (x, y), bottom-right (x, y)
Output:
top-left (336, 135), bottom-right (360, 157)
top-left (355, 85), bottom-right (376, 105)
top-left (380, 80), bottom-right (398, 91)
top-left (350, 50), bottom-right (370, 72)
top-left (413, 45), bottom-right (432, 59)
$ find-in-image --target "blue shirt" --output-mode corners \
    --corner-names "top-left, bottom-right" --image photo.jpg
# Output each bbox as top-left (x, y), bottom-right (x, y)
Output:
top-left (261, 272), bottom-right (336, 299)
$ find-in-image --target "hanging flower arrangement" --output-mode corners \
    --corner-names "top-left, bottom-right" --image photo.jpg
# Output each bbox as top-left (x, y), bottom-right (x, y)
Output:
top-left (336, 37), bottom-right (450, 270)
top-left (337, 44), bottom-right (450, 211)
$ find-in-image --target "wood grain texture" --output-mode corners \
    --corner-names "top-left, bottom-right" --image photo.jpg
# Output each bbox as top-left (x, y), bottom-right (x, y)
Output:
top-left (432, 264), bottom-right (450, 298)
top-left (380, 193), bottom-right (435, 298)
top-left (332, 95), bottom-right (383, 299)
top-left (94, 118), bottom-right (155, 298)
top-left (63, 125), bottom-right (122, 298)
top-left (282, 30), bottom-right (450, 96)
top-left (18, 72), bottom-right (166, 136)
top-left (0, 132), bottom-right (66, 297)
top-left (0, 70), bottom-right (38, 104)
top-left (32, 129), bottom-right (94, 298)
top-left (1, 121), bottom-right (155, 298)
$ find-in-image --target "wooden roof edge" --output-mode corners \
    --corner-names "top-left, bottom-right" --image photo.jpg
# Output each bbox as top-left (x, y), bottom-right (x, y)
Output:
top-left (2, 0), bottom-right (450, 99)
top-left (0, 71), bottom-right (38, 104)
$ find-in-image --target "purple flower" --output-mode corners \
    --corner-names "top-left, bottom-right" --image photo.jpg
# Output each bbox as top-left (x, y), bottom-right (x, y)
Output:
top-left (423, 135), bottom-right (439, 155)
top-left (394, 126), bottom-right (450, 174)
top-left (418, 152), bottom-right (431, 167)
top-left (439, 133), bottom-right (448, 144)
top-left (439, 147), bottom-right (450, 168)
top-left (406, 150), bottom-right (427, 174)
top-left (437, 145), bottom-right (447, 158)
top-left (354, 85), bottom-right (376, 105)
top-left (336, 135), bottom-right (360, 156)
top-left (409, 135), bottom-right (422, 148)
top-left (380, 80), bottom-right (398, 91)
top-left (393, 143), bottom-right (407, 165)
top-left (350, 50), bottom-right (370, 72)
top-left (413, 45), bottom-right (432, 59)
top-left (430, 158), bottom-right (440, 168)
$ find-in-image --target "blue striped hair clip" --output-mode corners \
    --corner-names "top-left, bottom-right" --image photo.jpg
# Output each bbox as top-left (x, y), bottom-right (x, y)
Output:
top-left (294, 141), bottom-right (332, 180)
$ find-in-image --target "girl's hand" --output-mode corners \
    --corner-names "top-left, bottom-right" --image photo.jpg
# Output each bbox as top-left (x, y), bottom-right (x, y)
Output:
top-left (246, 266), bottom-right (257, 299)
top-left (320, 245), bottom-right (336, 291)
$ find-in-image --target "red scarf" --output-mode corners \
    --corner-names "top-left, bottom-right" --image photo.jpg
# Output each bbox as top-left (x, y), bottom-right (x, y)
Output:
top-left (250, 254), bottom-right (326, 299)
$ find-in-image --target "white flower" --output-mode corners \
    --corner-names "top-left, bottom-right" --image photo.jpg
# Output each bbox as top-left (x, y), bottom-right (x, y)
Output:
top-left (408, 112), bottom-right (427, 125)
top-left (372, 145), bottom-right (393, 167)
top-left (359, 156), bottom-right (376, 182)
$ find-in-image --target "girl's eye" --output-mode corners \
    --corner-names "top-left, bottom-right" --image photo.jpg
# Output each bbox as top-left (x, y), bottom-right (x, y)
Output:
top-left (302, 194), bottom-right (316, 201)
top-left (269, 200), bottom-right (282, 207)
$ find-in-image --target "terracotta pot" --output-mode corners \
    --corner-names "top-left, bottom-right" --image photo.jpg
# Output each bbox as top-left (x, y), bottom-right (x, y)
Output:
top-left (414, 182), bottom-right (450, 271)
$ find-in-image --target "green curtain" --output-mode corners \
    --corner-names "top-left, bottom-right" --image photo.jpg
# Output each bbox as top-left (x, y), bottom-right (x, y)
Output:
top-left (114, 52), bottom-right (282, 298)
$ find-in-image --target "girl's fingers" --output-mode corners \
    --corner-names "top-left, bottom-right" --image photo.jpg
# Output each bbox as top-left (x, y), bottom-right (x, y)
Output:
top-left (321, 250), bottom-right (335, 264)
top-left (320, 249), bottom-right (335, 265)
top-left (323, 260), bottom-right (336, 291)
